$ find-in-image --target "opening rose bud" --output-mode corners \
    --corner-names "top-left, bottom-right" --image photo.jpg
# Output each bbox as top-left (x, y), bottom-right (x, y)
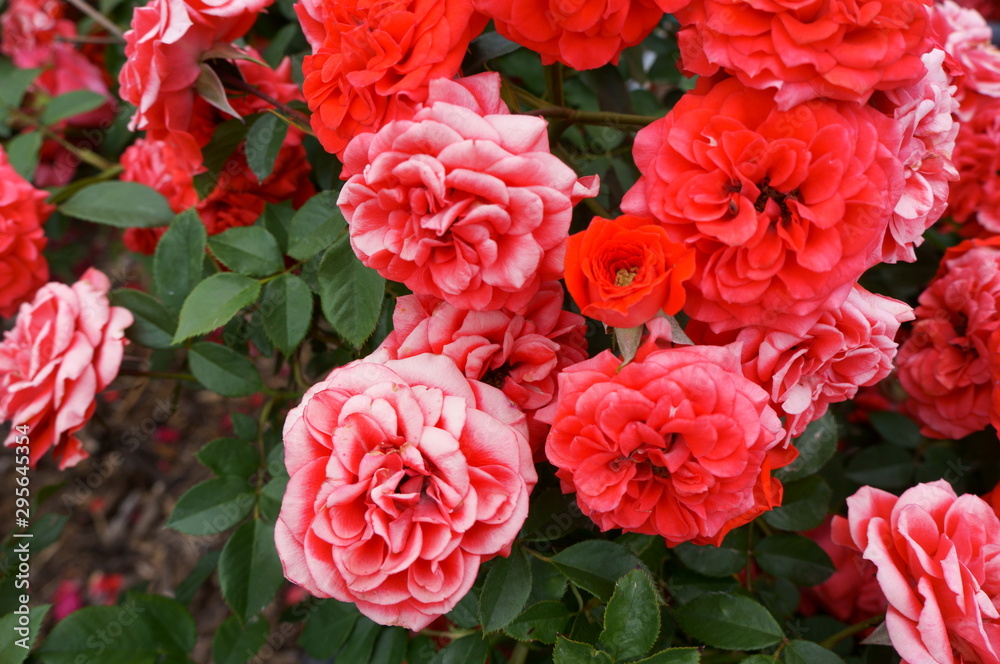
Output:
top-left (564, 215), bottom-right (696, 329)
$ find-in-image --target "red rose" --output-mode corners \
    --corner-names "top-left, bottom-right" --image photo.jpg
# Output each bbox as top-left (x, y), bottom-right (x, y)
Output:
top-left (0, 269), bottom-right (133, 468)
top-left (298, 0), bottom-right (487, 156)
top-left (564, 215), bottom-right (695, 329)
top-left (0, 145), bottom-right (51, 318)
top-left (544, 344), bottom-right (794, 546)
top-left (275, 353), bottom-right (536, 629)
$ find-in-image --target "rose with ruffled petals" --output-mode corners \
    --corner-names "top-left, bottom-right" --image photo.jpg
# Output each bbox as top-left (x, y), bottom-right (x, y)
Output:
top-left (274, 353), bottom-right (536, 630)
top-left (299, 0), bottom-right (487, 156)
top-left (736, 285), bottom-right (913, 440)
top-left (0, 0), bottom-right (74, 68)
top-left (544, 344), bottom-right (793, 546)
top-left (832, 481), bottom-right (1000, 664)
top-left (378, 282), bottom-right (588, 449)
top-left (947, 92), bottom-right (1000, 233)
top-left (118, 0), bottom-right (270, 138)
top-left (622, 76), bottom-right (904, 335)
top-left (802, 518), bottom-right (887, 625)
top-left (676, 0), bottom-right (933, 109)
top-left (897, 238), bottom-right (1000, 439)
top-left (471, 0), bottom-right (666, 71)
top-left (929, 0), bottom-right (1000, 105)
top-left (0, 146), bottom-right (51, 318)
top-left (564, 215), bottom-right (696, 329)
top-left (872, 49), bottom-right (959, 264)
top-left (0, 269), bottom-right (133, 468)
top-left (339, 87), bottom-right (599, 314)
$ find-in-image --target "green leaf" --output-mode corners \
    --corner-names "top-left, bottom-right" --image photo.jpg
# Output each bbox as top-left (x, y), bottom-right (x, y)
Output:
top-left (782, 640), bottom-right (846, 664)
top-left (219, 520), bottom-right (284, 622)
top-left (259, 475), bottom-right (287, 523)
top-left (0, 604), bottom-right (49, 663)
top-left (601, 569), bottom-right (660, 660)
top-left (174, 274), bottom-right (260, 343)
top-left (551, 540), bottom-right (642, 602)
top-left (196, 438), bottom-right (259, 478)
top-left (464, 32), bottom-right (522, 73)
top-left (245, 113), bottom-right (289, 183)
top-left (430, 634), bottom-right (489, 664)
top-left (739, 657), bottom-right (774, 664)
top-left (230, 412), bottom-right (257, 441)
top-left (208, 226), bottom-right (284, 277)
top-left (6, 131), bottom-right (42, 181)
top-left (165, 476), bottom-right (255, 535)
top-left (154, 210), bottom-right (207, 313)
top-left (503, 601), bottom-right (571, 644)
top-left (127, 593), bottom-right (197, 656)
top-left (553, 636), bottom-right (613, 664)
top-left (635, 649), bottom-right (702, 664)
top-left (753, 534), bottom-right (835, 587)
top-left (212, 615), bottom-right (268, 664)
top-left (755, 576), bottom-right (800, 620)
top-left (479, 548), bottom-right (532, 632)
top-left (299, 600), bottom-right (359, 658)
top-left (0, 61), bottom-right (42, 110)
top-left (672, 529), bottom-right (747, 578)
top-left (261, 274), bottom-right (313, 355)
top-left (110, 289), bottom-right (177, 349)
top-left (36, 602), bottom-right (158, 664)
top-left (318, 237), bottom-right (386, 348)
top-left (41, 90), bottom-right (106, 124)
top-left (287, 190), bottom-right (345, 261)
top-left (762, 476), bottom-right (832, 532)
top-left (776, 414), bottom-right (838, 483)
top-left (845, 443), bottom-right (914, 490)
top-left (262, 203), bottom-right (294, 254)
top-left (370, 627), bottom-right (408, 664)
top-left (194, 119), bottom-right (248, 198)
top-left (188, 342), bottom-right (264, 397)
top-left (60, 182), bottom-right (174, 228)
top-left (869, 411), bottom-right (921, 449)
top-left (675, 594), bottom-right (783, 651)
top-left (175, 551), bottom-right (220, 606)
top-left (446, 586), bottom-right (480, 629)
top-left (338, 617), bottom-right (381, 662)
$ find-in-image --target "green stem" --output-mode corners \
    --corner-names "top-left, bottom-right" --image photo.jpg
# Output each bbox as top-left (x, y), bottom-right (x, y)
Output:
top-left (523, 547), bottom-right (552, 564)
top-left (419, 629), bottom-right (476, 640)
top-left (5, 107), bottom-right (115, 171)
top-left (819, 613), bottom-right (886, 649)
top-left (523, 107), bottom-right (658, 128)
top-left (545, 63), bottom-right (566, 108)
top-left (217, 72), bottom-right (313, 135)
top-left (509, 642), bottom-right (529, 664)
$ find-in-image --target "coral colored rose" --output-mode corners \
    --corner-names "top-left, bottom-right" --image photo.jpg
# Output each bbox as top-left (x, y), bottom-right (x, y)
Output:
top-left (676, 0), bottom-right (933, 109)
top-left (0, 146), bottom-right (51, 318)
top-left (564, 215), bottom-right (695, 329)
top-left (544, 344), bottom-right (794, 546)
top-left (118, 0), bottom-right (269, 138)
top-left (298, 0), bottom-right (487, 156)
top-left (947, 92), bottom-right (1000, 233)
top-left (0, 0), bottom-right (74, 68)
top-left (897, 239), bottom-right (1000, 439)
top-left (832, 481), bottom-right (1000, 664)
top-left (378, 282), bottom-right (588, 449)
top-left (0, 269), bottom-right (133, 468)
top-left (472, 0), bottom-right (666, 70)
top-left (339, 89), bottom-right (599, 314)
top-left (871, 49), bottom-right (959, 264)
top-left (802, 518), bottom-right (887, 625)
top-left (274, 353), bottom-right (536, 630)
top-left (735, 286), bottom-right (913, 440)
top-left (622, 76), bottom-right (904, 334)
top-left (929, 0), bottom-right (1000, 105)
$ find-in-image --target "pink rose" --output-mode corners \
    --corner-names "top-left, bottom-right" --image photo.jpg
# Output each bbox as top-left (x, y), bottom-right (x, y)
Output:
top-left (377, 282), bottom-right (588, 450)
top-left (897, 239), bottom-right (1000, 439)
top-left (802, 518), bottom-right (888, 625)
top-left (471, 0), bottom-right (667, 71)
top-left (544, 344), bottom-right (795, 546)
top-left (676, 0), bottom-right (933, 109)
top-left (872, 49), bottom-right (960, 264)
top-left (275, 353), bottom-right (536, 630)
top-left (929, 0), bottom-right (1000, 105)
top-left (0, 145), bottom-right (51, 318)
top-left (0, 269), bottom-right (133, 468)
top-left (0, 0), bottom-right (74, 68)
top-left (735, 285), bottom-right (913, 440)
top-left (622, 76), bottom-right (904, 335)
top-left (832, 481), bottom-right (1000, 664)
top-left (118, 0), bottom-right (269, 138)
top-left (339, 79), bottom-right (599, 314)
top-left (947, 92), bottom-right (1000, 233)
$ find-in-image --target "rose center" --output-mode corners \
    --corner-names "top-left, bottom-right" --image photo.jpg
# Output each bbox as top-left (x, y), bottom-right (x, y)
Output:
top-left (480, 364), bottom-right (510, 388)
top-left (753, 177), bottom-right (799, 225)
top-left (615, 267), bottom-right (639, 287)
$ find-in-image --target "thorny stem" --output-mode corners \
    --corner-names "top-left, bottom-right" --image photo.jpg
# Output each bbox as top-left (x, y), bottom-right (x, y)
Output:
top-left (819, 613), bottom-right (886, 649)
top-left (217, 72), bottom-right (314, 134)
